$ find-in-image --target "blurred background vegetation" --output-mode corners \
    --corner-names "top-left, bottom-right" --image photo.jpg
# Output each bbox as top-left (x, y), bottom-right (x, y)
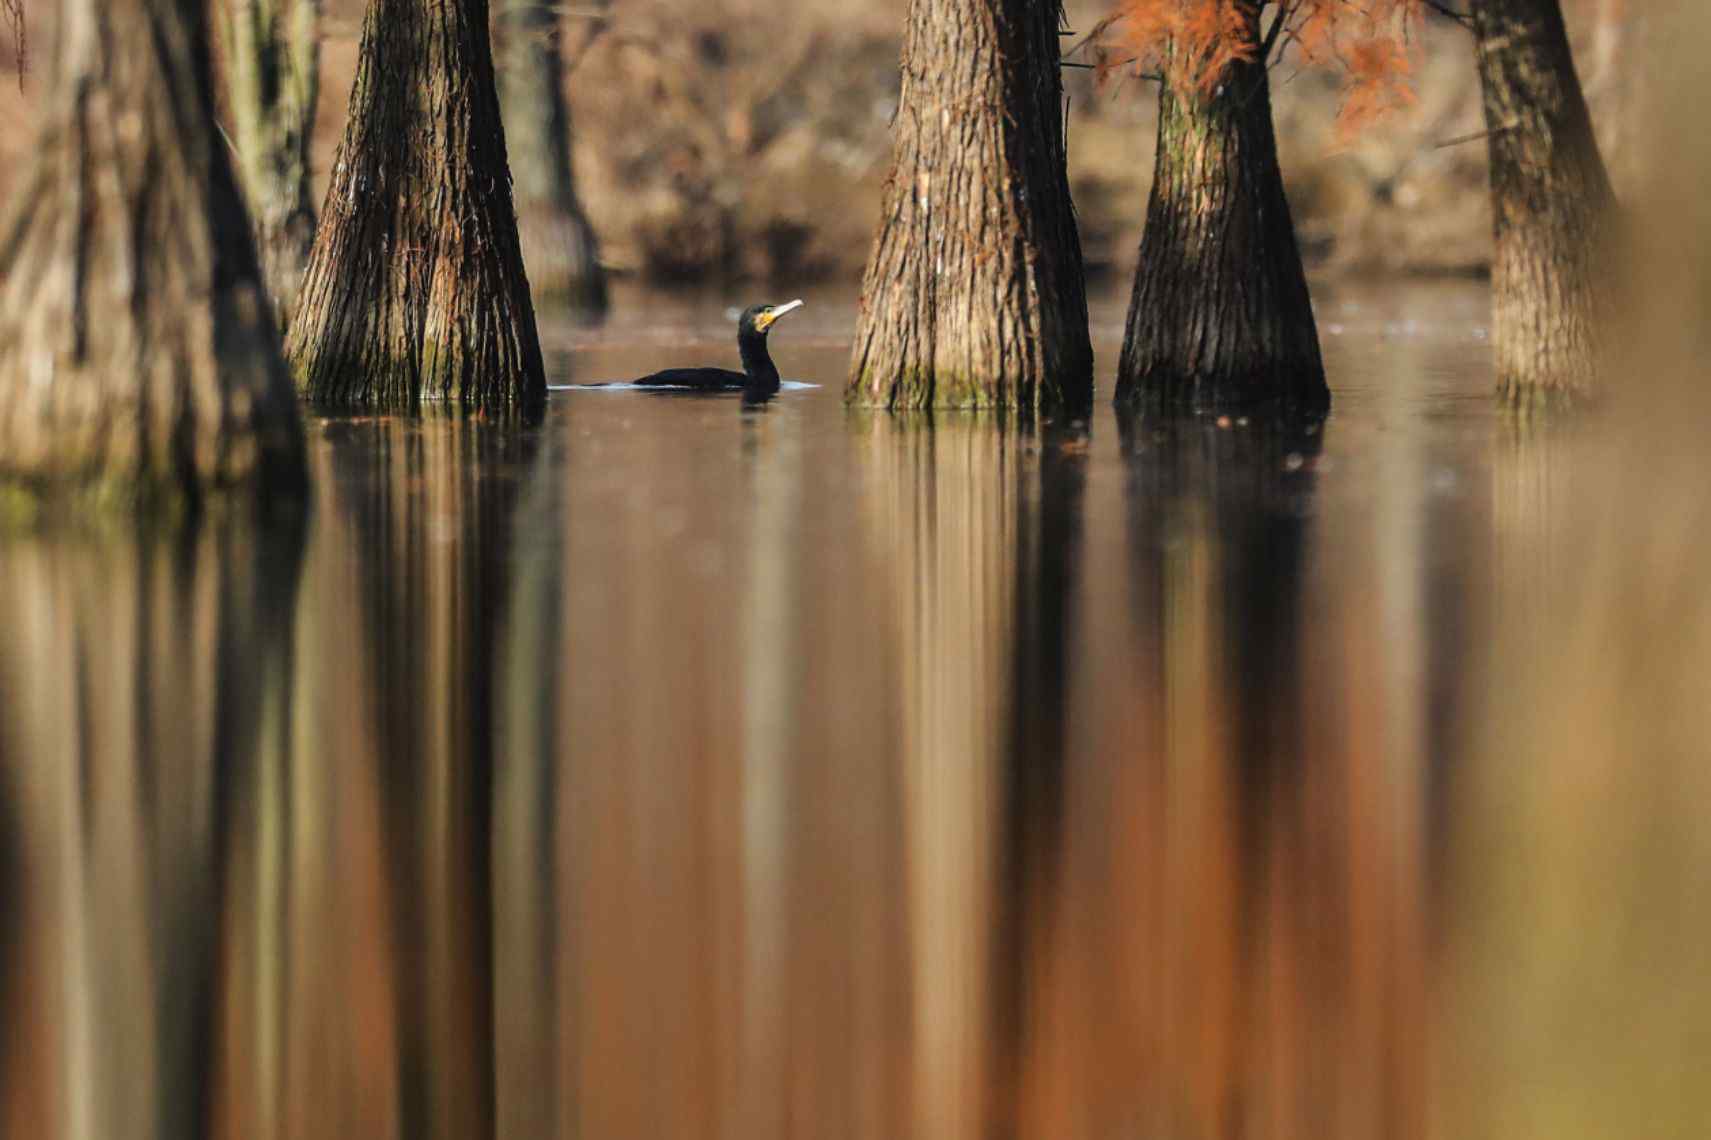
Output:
top-left (0, 0), bottom-right (1634, 287)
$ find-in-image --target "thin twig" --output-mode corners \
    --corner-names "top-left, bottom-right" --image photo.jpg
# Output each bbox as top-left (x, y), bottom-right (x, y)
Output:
top-left (1421, 0), bottom-right (1473, 29)
top-left (1065, 13), bottom-right (1122, 64)
top-left (1434, 123), bottom-right (1516, 149)
top-left (214, 118), bottom-right (243, 160)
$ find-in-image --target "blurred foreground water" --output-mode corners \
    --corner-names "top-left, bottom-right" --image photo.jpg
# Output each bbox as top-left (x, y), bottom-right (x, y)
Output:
top-left (0, 280), bottom-right (1707, 1138)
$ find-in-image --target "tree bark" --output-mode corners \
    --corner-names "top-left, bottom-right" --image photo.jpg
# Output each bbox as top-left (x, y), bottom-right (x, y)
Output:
top-left (220, 0), bottom-right (321, 321)
top-left (499, 0), bottom-right (607, 314)
top-left (0, 0), bottom-right (305, 499)
top-left (1471, 0), bottom-right (1615, 408)
top-left (847, 0), bottom-right (1092, 411)
top-left (286, 0), bottom-right (547, 412)
top-left (1115, 19), bottom-right (1327, 413)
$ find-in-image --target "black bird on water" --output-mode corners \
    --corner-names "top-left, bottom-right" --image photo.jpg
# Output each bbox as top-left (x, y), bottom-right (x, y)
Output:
top-left (635, 300), bottom-right (805, 401)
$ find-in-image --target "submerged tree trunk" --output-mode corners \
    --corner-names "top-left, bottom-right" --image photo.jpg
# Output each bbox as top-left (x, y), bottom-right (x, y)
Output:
top-left (0, 0), bottom-right (305, 498)
top-left (499, 0), bottom-right (607, 313)
top-left (847, 0), bottom-right (1092, 411)
top-left (1115, 21), bottom-right (1326, 412)
top-left (220, 0), bottom-right (321, 320)
top-left (1471, 0), bottom-right (1616, 408)
top-left (287, 0), bottom-right (547, 411)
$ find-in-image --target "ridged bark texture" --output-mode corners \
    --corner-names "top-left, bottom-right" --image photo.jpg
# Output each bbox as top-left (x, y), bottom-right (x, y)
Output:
top-left (0, 0), bottom-right (305, 498)
top-left (221, 0), bottom-right (321, 320)
top-left (848, 0), bottom-right (1093, 411)
top-left (499, 0), bottom-right (607, 313)
top-left (1116, 27), bottom-right (1326, 413)
top-left (1472, 0), bottom-right (1615, 408)
top-left (287, 0), bottom-right (547, 411)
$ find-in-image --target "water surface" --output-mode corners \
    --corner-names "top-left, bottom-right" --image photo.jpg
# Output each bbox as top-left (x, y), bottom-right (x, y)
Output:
top-left (1, 280), bottom-right (1701, 1139)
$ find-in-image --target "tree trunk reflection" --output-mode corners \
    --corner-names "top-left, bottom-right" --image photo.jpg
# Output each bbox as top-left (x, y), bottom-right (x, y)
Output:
top-left (0, 512), bottom-right (306, 1140)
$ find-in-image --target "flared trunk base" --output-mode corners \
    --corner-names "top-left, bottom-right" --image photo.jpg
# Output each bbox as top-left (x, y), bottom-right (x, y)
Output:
top-left (287, 0), bottom-right (546, 412)
top-left (1116, 50), bottom-right (1326, 413)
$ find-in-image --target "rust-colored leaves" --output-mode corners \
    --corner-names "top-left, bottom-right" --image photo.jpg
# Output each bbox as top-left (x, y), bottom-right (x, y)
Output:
top-left (1093, 0), bottom-right (1422, 137)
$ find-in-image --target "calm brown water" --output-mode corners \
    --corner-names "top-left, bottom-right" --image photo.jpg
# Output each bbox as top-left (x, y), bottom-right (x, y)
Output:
top-left (2, 280), bottom-right (1707, 1139)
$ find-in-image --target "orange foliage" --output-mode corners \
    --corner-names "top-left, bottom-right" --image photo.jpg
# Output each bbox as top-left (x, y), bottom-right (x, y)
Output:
top-left (1093, 0), bottom-right (1422, 137)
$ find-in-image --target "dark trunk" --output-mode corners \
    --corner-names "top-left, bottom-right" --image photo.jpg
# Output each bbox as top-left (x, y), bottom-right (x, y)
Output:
top-left (287, 0), bottom-right (547, 412)
top-left (0, 0), bottom-right (305, 499)
top-left (220, 0), bottom-right (321, 321)
top-left (848, 0), bottom-right (1092, 411)
top-left (1116, 22), bottom-right (1326, 413)
top-left (499, 0), bottom-right (607, 313)
top-left (1471, 0), bottom-right (1615, 408)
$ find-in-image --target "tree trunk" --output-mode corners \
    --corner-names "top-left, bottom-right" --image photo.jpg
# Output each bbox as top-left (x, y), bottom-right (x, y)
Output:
top-left (1115, 20), bottom-right (1326, 413)
top-left (847, 0), bottom-right (1092, 411)
top-left (499, 0), bottom-right (607, 314)
top-left (220, 0), bottom-right (321, 321)
top-left (0, 0), bottom-right (305, 498)
top-left (1471, 0), bottom-right (1615, 408)
top-left (286, 0), bottom-right (547, 412)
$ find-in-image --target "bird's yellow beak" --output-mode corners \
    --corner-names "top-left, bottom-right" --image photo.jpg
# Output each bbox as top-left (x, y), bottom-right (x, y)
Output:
top-left (755, 299), bottom-right (805, 332)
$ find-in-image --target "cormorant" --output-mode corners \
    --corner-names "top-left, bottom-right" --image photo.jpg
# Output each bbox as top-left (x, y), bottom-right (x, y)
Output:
top-left (634, 300), bottom-right (805, 401)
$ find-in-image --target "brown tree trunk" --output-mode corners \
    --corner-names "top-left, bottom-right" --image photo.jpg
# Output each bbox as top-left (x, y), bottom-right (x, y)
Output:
top-left (0, 0), bottom-right (305, 499)
top-left (1116, 22), bottom-right (1327, 412)
top-left (847, 0), bottom-right (1092, 411)
top-left (220, 0), bottom-right (321, 321)
top-left (1472, 0), bottom-right (1615, 408)
top-left (287, 0), bottom-right (547, 412)
top-left (500, 0), bottom-right (607, 314)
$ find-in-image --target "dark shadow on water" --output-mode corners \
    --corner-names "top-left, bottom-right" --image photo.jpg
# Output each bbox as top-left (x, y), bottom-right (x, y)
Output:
top-left (1118, 408), bottom-right (1325, 765)
top-left (992, 416), bottom-right (1087, 1136)
top-left (1119, 409), bottom-right (1326, 954)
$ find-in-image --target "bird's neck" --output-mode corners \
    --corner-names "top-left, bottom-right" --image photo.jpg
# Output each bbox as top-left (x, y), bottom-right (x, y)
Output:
top-left (739, 332), bottom-right (780, 392)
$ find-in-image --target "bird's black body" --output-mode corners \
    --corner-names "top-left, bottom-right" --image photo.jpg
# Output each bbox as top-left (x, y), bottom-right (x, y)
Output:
top-left (634, 301), bottom-right (804, 401)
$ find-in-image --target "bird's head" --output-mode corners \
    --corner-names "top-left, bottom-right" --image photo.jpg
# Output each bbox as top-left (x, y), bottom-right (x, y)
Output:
top-left (740, 299), bottom-right (806, 337)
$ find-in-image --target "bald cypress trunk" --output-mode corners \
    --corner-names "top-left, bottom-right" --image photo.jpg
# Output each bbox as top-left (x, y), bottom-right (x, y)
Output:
top-left (1471, 0), bottom-right (1615, 408)
top-left (847, 0), bottom-right (1092, 412)
top-left (220, 0), bottom-right (321, 321)
top-left (0, 0), bottom-right (305, 499)
top-left (1116, 20), bottom-right (1326, 412)
top-left (287, 0), bottom-right (547, 412)
top-left (500, 0), bottom-right (607, 314)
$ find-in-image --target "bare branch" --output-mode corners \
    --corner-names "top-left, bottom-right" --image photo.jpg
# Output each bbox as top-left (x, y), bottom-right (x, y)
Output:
top-left (2, 0), bottom-right (24, 87)
top-left (1434, 123), bottom-right (1517, 150)
top-left (1261, 0), bottom-right (1301, 63)
top-left (1421, 0), bottom-right (1474, 29)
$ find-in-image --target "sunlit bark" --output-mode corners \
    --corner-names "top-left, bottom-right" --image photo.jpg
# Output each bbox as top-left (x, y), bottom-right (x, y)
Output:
top-left (1471, 0), bottom-right (1616, 406)
top-left (849, 0), bottom-right (1092, 410)
top-left (287, 0), bottom-right (546, 411)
